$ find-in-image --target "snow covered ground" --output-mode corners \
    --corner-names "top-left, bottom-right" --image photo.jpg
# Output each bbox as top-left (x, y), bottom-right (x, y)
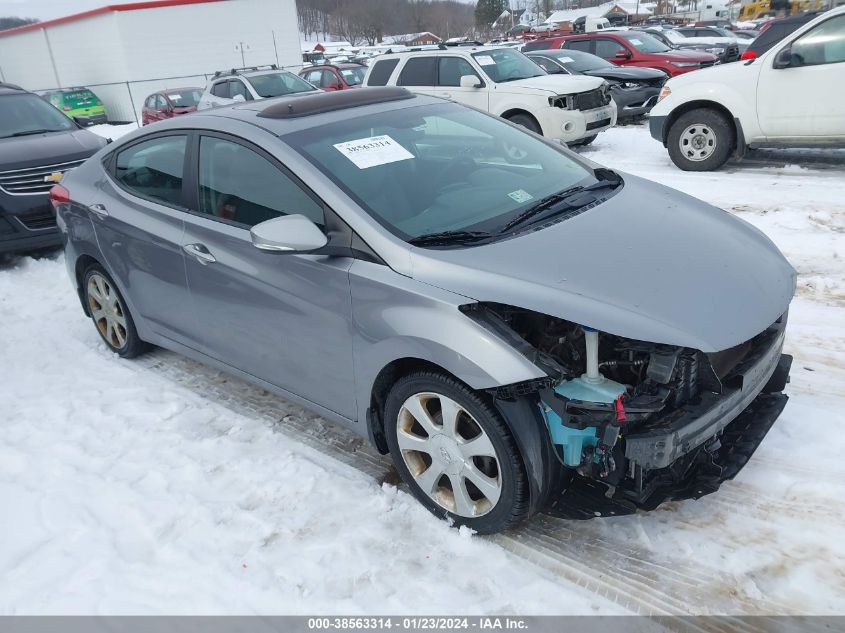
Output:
top-left (1, 123), bottom-right (843, 617)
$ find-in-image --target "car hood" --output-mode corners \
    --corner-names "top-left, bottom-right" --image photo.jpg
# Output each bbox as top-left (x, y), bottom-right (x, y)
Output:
top-left (407, 174), bottom-right (795, 352)
top-left (495, 73), bottom-right (604, 95)
top-left (0, 128), bottom-right (105, 172)
top-left (582, 66), bottom-right (667, 82)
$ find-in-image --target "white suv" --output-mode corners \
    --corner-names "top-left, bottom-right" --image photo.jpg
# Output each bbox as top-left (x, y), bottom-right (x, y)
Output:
top-left (197, 66), bottom-right (318, 110)
top-left (650, 7), bottom-right (845, 171)
top-left (363, 47), bottom-right (617, 145)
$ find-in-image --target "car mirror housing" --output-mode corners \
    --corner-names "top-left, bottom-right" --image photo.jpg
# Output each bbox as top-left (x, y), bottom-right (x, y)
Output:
top-left (231, 94), bottom-right (246, 103)
top-left (460, 75), bottom-right (483, 88)
top-left (250, 214), bottom-right (328, 253)
top-left (773, 47), bottom-right (793, 69)
top-left (614, 50), bottom-right (630, 59)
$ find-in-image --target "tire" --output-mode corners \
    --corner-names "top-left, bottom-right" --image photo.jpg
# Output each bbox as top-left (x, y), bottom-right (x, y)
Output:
top-left (506, 112), bottom-right (541, 134)
top-left (667, 108), bottom-right (735, 171)
top-left (384, 371), bottom-right (530, 534)
top-left (82, 264), bottom-right (149, 358)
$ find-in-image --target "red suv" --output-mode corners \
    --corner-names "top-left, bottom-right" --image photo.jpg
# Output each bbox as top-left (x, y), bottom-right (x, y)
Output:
top-left (527, 32), bottom-right (718, 77)
top-left (141, 87), bottom-right (202, 125)
top-left (298, 63), bottom-right (367, 91)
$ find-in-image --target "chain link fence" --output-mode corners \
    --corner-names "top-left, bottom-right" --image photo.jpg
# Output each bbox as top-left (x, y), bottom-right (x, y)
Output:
top-left (36, 65), bottom-right (301, 125)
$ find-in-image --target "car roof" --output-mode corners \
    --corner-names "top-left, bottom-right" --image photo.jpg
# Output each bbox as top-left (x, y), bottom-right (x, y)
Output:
top-left (0, 82), bottom-right (26, 95)
top-left (375, 45), bottom-right (504, 60)
top-left (150, 87), bottom-right (441, 136)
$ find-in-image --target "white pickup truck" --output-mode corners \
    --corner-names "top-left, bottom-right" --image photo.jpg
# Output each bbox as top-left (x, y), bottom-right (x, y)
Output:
top-left (363, 46), bottom-right (617, 146)
top-left (649, 6), bottom-right (845, 171)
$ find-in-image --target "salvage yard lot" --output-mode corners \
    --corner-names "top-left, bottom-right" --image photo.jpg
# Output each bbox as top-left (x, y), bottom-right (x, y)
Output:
top-left (1, 122), bottom-right (843, 617)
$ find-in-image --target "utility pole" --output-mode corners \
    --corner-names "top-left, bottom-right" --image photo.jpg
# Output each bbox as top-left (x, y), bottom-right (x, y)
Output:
top-left (235, 41), bottom-right (250, 67)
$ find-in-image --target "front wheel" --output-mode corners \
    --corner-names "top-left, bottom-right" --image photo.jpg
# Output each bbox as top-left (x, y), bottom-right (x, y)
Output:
top-left (666, 108), bottom-right (735, 171)
top-left (384, 371), bottom-right (530, 534)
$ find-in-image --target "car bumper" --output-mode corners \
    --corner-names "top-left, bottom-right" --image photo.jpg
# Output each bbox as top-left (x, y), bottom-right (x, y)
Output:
top-left (0, 195), bottom-right (61, 254)
top-left (73, 113), bottom-right (108, 126)
top-left (612, 87), bottom-right (660, 119)
top-left (540, 103), bottom-right (617, 143)
top-left (649, 115), bottom-right (667, 144)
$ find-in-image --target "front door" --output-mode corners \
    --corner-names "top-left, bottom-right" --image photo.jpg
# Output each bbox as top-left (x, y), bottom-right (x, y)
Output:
top-left (757, 13), bottom-right (845, 139)
top-left (434, 56), bottom-right (488, 111)
top-left (180, 133), bottom-right (357, 419)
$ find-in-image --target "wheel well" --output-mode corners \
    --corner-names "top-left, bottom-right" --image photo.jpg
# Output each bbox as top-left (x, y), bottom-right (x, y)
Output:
top-left (664, 100), bottom-right (738, 149)
top-left (367, 358), bottom-right (470, 455)
top-left (501, 109), bottom-right (540, 130)
top-left (74, 254), bottom-right (101, 315)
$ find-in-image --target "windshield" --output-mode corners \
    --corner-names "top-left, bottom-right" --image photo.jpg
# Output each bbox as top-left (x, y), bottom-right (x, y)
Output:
top-left (713, 27), bottom-right (735, 37)
top-left (552, 50), bottom-right (614, 72)
top-left (661, 29), bottom-right (686, 44)
top-left (621, 32), bottom-right (670, 53)
top-left (247, 72), bottom-right (317, 98)
top-left (0, 94), bottom-right (75, 139)
top-left (285, 102), bottom-right (596, 243)
top-left (339, 66), bottom-right (366, 85)
top-left (166, 89), bottom-right (202, 107)
top-left (471, 48), bottom-right (545, 83)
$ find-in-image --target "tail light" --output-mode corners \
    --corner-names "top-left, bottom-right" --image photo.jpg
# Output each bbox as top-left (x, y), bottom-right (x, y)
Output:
top-left (741, 50), bottom-right (757, 61)
top-left (49, 184), bottom-right (70, 209)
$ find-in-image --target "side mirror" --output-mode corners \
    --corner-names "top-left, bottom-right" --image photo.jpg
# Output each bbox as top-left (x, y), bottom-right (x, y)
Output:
top-left (460, 75), bottom-right (483, 88)
top-left (773, 46), bottom-right (793, 69)
top-left (231, 94), bottom-right (246, 103)
top-left (615, 50), bottom-right (631, 59)
top-left (250, 214), bottom-right (328, 253)
top-left (326, 83), bottom-right (342, 91)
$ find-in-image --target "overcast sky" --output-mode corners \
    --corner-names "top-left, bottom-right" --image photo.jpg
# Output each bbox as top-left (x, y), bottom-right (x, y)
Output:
top-left (1, 0), bottom-right (477, 21)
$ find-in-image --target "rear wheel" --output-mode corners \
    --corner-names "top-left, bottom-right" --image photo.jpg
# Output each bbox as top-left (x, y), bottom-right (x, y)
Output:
top-left (384, 371), bottom-right (530, 534)
top-left (667, 108), bottom-right (735, 171)
top-left (83, 265), bottom-right (149, 358)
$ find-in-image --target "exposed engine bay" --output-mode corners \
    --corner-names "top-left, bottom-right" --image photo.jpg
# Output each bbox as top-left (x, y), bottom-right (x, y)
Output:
top-left (462, 302), bottom-right (793, 518)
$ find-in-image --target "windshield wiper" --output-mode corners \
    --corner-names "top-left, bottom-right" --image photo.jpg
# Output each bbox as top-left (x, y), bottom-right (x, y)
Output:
top-left (9, 128), bottom-right (65, 137)
top-left (498, 170), bottom-right (623, 234)
top-left (408, 230), bottom-right (493, 247)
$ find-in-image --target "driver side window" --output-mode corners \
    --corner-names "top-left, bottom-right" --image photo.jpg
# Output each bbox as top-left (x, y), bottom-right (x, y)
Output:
top-left (789, 14), bottom-right (845, 66)
top-left (595, 38), bottom-right (626, 58)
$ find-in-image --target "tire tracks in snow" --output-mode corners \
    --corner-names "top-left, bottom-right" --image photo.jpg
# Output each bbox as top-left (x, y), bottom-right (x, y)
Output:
top-left (135, 349), bottom-right (805, 622)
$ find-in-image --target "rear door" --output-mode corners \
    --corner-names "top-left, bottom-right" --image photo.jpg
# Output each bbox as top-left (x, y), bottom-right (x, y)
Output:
top-left (95, 133), bottom-right (194, 344)
top-left (180, 132), bottom-right (357, 418)
top-left (757, 13), bottom-right (845, 139)
top-left (396, 56), bottom-right (438, 97)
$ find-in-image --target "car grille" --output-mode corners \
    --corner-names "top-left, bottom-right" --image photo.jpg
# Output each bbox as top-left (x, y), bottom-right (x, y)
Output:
top-left (0, 159), bottom-right (86, 195)
top-left (17, 209), bottom-right (57, 230)
top-left (725, 45), bottom-right (739, 62)
top-left (569, 87), bottom-right (612, 111)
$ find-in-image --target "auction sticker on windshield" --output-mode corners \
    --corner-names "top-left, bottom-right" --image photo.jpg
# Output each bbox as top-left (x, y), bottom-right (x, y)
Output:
top-left (475, 55), bottom-right (495, 66)
top-left (507, 189), bottom-right (534, 203)
top-left (334, 135), bottom-right (415, 169)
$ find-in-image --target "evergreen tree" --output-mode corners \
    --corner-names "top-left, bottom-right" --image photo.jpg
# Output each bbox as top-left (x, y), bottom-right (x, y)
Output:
top-left (475, 0), bottom-right (507, 29)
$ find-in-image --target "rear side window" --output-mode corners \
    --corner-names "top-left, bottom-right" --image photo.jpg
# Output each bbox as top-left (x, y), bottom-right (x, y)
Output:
top-left (114, 135), bottom-right (187, 207)
top-left (565, 39), bottom-right (593, 52)
top-left (367, 59), bottom-right (399, 85)
top-left (197, 136), bottom-right (324, 228)
top-left (211, 81), bottom-right (230, 98)
top-left (397, 57), bottom-right (437, 86)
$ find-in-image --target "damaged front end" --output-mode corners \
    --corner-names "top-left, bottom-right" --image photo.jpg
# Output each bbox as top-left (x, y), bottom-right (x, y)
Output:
top-left (463, 302), bottom-right (792, 519)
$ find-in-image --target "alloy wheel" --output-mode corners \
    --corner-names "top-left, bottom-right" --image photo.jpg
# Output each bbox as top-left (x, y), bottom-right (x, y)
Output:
top-left (396, 392), bottom-right (502, 518)
top-left (87, 273), bottom-right (128, 349)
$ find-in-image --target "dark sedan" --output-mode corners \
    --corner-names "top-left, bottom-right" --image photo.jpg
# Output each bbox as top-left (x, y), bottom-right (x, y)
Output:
top-left (527, 49), bottom-right (666, 120)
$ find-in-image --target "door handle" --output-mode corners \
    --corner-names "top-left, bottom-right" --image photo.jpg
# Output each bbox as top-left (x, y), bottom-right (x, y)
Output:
top-left (183, 243), bottom-right (216, 264)
top-left (89, 203), bottom-right (109, 218)
top-left (440, 92), bottom-right (452, 99)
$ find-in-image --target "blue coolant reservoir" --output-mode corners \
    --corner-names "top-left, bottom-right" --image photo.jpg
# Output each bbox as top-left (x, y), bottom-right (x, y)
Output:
top-left (541, 376), bottom-right (626, 467)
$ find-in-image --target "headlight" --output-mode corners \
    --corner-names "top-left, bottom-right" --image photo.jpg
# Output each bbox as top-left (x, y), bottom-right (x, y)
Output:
top-left (671, 61), bottom-right (699, 68)
top-left (658, 86), bottom-right (671, 102)
top-left (705, 47), bottom-right (726, 55)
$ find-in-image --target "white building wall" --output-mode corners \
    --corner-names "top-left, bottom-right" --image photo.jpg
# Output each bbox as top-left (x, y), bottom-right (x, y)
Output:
top-left (0, 0), bottom-right (301, 123)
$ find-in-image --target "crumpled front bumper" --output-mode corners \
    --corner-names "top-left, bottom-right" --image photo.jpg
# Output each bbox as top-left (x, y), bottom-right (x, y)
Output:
top-left (544, 389), bottom-right (788, 519)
